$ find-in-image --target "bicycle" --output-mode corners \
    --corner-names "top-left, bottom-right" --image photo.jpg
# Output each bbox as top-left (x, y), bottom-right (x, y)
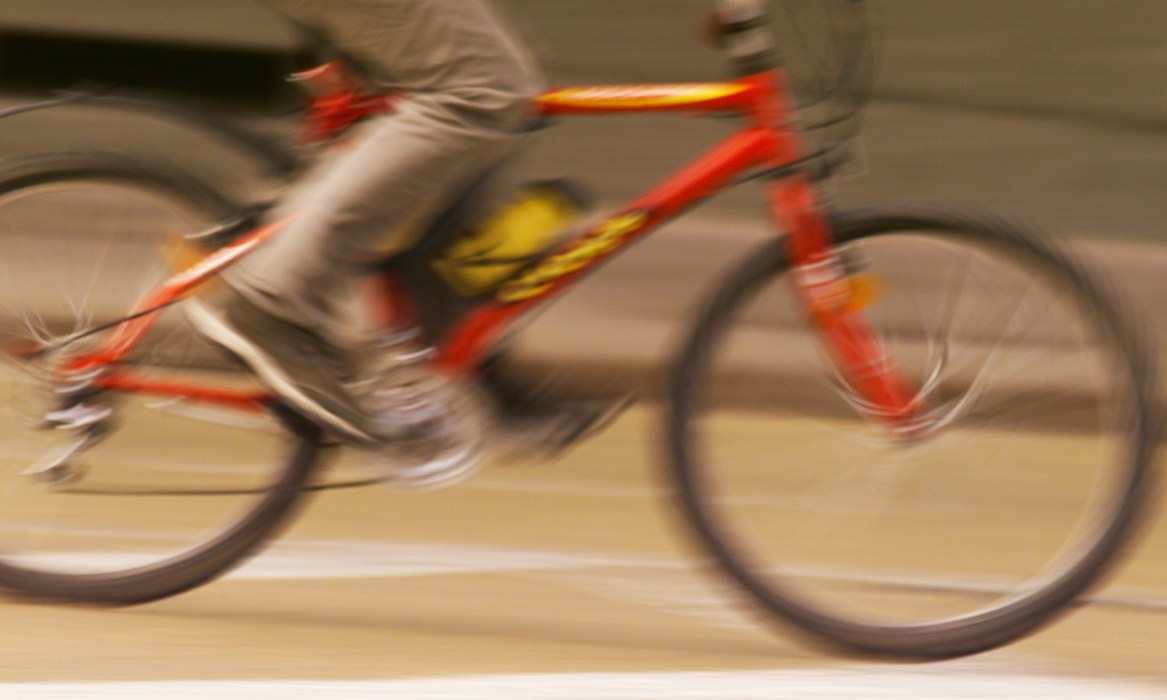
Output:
top-left (0, 0), bottom-right (1153, 659)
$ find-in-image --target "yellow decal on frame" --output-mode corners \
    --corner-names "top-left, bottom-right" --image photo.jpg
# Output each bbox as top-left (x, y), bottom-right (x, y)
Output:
top-left (538, 83), bottom-right (748, 110)
top-left (497, 211), bottom-right (648, 302)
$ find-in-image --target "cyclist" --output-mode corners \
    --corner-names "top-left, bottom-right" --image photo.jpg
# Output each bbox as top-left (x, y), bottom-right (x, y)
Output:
top-left (188, 0), bottom-right (622, 449)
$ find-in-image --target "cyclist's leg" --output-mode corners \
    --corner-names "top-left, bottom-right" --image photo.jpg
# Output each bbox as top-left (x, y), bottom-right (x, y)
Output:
top-left (227, 98), bottom-right (525, 339)
top-left (183, 0), bottom-right (549, 441)
top-left (190, 95), bottom-right (530, 441)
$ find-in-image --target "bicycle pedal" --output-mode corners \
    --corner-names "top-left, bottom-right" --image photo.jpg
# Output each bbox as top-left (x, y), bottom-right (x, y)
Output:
top-left (22, 437), bottom-right (89, 487)
top-left (26, 461), bottom-right (87, 489)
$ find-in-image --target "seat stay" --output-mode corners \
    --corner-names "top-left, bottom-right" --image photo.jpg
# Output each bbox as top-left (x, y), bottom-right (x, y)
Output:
top-left (65, 217), bottom-right (291, 372)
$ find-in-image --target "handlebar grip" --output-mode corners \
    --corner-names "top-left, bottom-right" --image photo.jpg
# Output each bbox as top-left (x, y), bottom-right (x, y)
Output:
top-left (714, 0), bottom-right (779, 76)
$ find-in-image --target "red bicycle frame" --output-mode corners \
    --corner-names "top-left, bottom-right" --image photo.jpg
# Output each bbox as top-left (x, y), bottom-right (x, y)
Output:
top-left (73, 67), bottom-right (920, 425)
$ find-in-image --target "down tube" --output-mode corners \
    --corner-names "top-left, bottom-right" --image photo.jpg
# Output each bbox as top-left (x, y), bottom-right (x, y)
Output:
top-left (433, 126), bottom-right (781, 375)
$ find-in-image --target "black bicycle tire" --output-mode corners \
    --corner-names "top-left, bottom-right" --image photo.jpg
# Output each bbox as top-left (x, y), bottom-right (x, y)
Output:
top-left (0, 91), bottom-right (302, 179)
top-left (665, 206), bottom-right (1157, 658)
top-left (0, 153), bottom-right (325, 604)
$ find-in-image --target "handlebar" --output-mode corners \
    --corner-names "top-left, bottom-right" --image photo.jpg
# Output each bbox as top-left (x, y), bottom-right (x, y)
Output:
top-left (713, 0), bottom-right (780, 76)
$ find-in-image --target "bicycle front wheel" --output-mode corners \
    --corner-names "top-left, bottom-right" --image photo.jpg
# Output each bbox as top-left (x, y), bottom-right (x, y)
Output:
top-left (666, 207), bottom-right (1156, 658)
top-left (0, 153), bottom-right (323, 603)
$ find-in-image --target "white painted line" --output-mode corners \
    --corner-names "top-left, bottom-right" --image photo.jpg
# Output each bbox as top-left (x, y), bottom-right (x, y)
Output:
top-left (225, 541), bottom-right (660, 581)
top-left (8, 539), bottom-right (1167, 616)
top-left (0, 668), bottom-right (1164, 699)
top-left (4, 541), bottom-right (676, 579)
top-left (461, 478), bottom-right (659, 500)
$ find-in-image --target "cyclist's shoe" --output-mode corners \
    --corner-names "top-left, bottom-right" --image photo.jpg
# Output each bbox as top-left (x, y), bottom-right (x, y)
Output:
top-left (479, 352), bottom-right (635, 457)
top-left (184, 287), bottom-right (375, 444)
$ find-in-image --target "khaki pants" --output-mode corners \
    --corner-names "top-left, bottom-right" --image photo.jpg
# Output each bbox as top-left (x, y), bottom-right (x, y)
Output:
top-left (227, 0), bottom-right (542, 341)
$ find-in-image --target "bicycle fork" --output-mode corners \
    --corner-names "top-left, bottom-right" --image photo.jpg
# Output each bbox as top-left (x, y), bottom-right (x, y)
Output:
top-left (770, 178), bottom-right (925, 433)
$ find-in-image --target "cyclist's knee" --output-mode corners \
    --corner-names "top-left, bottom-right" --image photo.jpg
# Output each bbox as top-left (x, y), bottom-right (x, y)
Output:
top-left (436, 82), bottom-right (542, 134)
top-left (435, 50), bottom-right (544, 133)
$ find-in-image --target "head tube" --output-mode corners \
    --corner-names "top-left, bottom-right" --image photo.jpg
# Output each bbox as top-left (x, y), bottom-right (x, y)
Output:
top-left (715, 0), bottom-right (780, 76)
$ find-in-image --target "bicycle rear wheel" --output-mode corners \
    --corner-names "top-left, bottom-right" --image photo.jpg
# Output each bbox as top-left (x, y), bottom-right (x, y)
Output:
top-left (0, 153), bottom-right (323, 603)
top-left (666, 207), bottom-right (1156, 658)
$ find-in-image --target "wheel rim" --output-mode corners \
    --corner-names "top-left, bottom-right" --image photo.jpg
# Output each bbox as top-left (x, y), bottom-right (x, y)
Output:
top-left (0, 174), bottom-right (305, 582)
top-left (673, 220), bottom-right (1146, 639)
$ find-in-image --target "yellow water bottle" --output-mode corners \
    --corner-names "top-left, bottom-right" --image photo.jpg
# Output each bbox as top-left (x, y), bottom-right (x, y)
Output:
top-left (431, 180), bottom-right (587, 296)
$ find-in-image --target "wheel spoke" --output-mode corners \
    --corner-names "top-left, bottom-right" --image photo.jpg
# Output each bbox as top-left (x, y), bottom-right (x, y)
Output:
top-left (0, 157), bottom-right (319, 602)
top-left (670, 211), bottom-right (1149, 657)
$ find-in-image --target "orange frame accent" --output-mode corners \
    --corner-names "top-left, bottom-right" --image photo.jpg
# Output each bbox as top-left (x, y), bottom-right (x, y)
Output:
top-left (49, 69), bottom-right (920, 425)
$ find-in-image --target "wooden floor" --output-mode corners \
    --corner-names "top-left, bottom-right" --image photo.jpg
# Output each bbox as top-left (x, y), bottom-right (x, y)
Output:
top-left (0, 406), bottom-right (1162, 697)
